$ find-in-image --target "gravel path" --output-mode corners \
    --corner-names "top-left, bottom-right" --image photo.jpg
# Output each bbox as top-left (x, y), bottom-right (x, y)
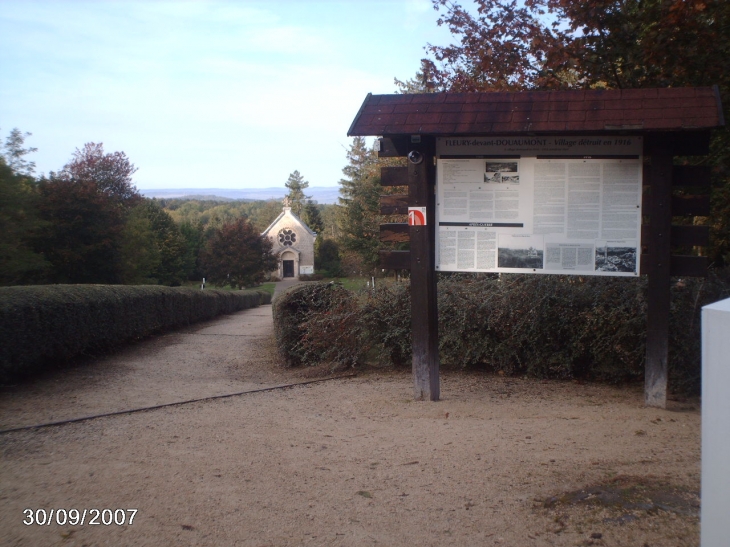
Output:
top-left (0, 294), bottom-right (701, 546)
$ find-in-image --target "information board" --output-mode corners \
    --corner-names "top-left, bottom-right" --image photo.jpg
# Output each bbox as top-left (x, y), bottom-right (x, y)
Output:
top-left (435, 136), bottom-right (643, 276)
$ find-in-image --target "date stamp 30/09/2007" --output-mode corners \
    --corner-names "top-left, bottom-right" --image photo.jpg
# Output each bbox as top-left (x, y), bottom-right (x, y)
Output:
top-left (23, 508), bottom-right (138, 526)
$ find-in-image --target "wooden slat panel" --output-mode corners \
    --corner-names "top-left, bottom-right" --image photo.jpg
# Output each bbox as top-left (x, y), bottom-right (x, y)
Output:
top-left (642, 225), bottom-right (710, 247)
top-left (671, 195), bottom-right (710, 216)
top-left (380, 223), bottom-right (409, 243)
top-left (380, 193), bottom-right (409, 215)
top-left (670, 255), bottom-right (708, 277)
top-left (377, 137), bottom-right (409, 158)
top-left (671, 225), bottom-right (710, 247)
top-left (641, 253), bottom-right (708, 276)
top-left (379, 249), bottom-right (411, 270)
top-left (645, 131), bottom-right (711, 156)
top-left (381, 166), bottom-right (409, 187)
top-left (673, 165), bottom-right (711, 187)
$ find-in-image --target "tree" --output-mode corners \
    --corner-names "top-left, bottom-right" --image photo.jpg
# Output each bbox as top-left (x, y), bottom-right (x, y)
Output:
top-left (179, 220), bottom-right (205, 281)
top-left (0, 157), bottom-right (49, 284)
top-left (315, 238), bottom-right (343, 277)
top-left (2, 127), bottom-right (38, 176)
top-left (33, 143), bottom-right (147, 284)
top-left (421, 0), bottom-right (729, 93)
top-left (133, 199), bottom-right (188, 287)
top-left (119, 204), bottom-right (162, 285)
top-left (302, 200), bottom-right (324, 235)
top-left (60, 142), bottom-right (141, 207)
top-left (200, 218), bottom-right (277, 289)
top-left (336, 138), bottom-right (406, 272)
top-left (409, 0), bottom-right (730, 263)
top-left (36, 175), bottom-right (125, 284)
top-left (394, 59), bottom-right (440, 94)
top-left (284, 170), bottom-right (310, 217)
top-left (336, 138), bottom-right (382, 270)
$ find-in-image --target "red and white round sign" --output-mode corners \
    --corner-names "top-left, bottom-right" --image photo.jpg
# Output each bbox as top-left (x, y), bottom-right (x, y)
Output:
top-left (408, 207), bottom-right (427, 226)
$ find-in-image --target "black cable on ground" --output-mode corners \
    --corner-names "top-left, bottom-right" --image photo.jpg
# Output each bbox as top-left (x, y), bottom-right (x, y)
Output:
top-left (0, 374), bottom-right (357, 435)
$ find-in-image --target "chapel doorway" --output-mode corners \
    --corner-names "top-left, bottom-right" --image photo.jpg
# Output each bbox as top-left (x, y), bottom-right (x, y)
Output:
top-left (283, 260), bottom-right (295, 278)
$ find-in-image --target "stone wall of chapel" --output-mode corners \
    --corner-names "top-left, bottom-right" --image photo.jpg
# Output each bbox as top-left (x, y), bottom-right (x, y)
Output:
top-left (265, 209), bottom-right (316, 276)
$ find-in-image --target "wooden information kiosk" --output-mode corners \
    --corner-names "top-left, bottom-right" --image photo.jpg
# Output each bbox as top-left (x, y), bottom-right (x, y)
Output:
top-left (348, 87), bottom-right (724, 407)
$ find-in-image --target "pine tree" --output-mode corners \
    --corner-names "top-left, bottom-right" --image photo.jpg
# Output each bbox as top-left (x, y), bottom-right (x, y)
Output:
top-left (0, 157), bottom-right (49, 284)
top-left (336, 138), bottom-right (382, 270)
top-left (284, 170), bottom-right (310, 217)
top-left (2, 127), bottom-right (38, 177)
top-left (302, 200), bottom-right (324, 235)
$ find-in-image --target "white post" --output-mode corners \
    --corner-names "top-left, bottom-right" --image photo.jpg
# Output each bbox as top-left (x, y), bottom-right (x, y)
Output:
top-left (701, 297), bottom-right (730, 547)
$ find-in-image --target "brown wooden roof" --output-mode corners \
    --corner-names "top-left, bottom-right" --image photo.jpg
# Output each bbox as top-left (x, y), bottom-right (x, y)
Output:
top-left (348, 87), bottom-right (724, 137)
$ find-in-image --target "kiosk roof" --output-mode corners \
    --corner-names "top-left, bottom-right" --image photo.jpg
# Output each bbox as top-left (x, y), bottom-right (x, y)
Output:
top-left (348, 87), bottom-right (724, 137)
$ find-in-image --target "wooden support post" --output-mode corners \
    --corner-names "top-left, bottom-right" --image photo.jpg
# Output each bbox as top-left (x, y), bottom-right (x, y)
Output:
top-left (645, 147), bottom-right (673, 408)
top-left (408, 137), bottom-right (440, 401)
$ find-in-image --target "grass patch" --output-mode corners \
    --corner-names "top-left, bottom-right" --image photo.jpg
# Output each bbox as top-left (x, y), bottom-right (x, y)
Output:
top-left (254, 282), bottom-right (276, 296)
top-left (328, 277), bottom-right (398, 292)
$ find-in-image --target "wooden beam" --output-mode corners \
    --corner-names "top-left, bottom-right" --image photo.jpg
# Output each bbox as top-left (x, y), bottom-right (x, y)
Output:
top-left (379, 250), bottom-right (410, 270)
top-left (672, 195), bottom-right (711, 217)
top-left (380, 223), bottom-right (409, 243)
top-left (381, 166), bottom-right (409, 187)
top-left (408, 136), bottom-right (440, 401)
top-left (377, 137), bottom-right (409, 158)
top-left (380, 193), bottom-right (409, 215)
top-left (645, 147), bottom-right (673, 408)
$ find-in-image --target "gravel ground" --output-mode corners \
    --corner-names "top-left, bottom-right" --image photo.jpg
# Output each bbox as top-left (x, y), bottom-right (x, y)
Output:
top-left (0, 299), bottom-right (701, 547)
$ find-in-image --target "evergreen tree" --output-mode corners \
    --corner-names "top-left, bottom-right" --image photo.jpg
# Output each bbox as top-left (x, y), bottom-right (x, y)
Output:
top-left (119, 204), bottom-right (162, 284)
top-left (315, 238), bottom-right (343, 277)
top-left (302, 200), bottom-right (324, 235)
top-left (2, 127), bottom-right (38, 177)
top-left (137, 199), bottom-right (188, 286)
top-left (179, 220), bottom-right (205, 280)
top-left (284, 170), bottom-right (310, 217)
top-left (336, 138), bottom-right (382, 271)
top-left (0, 157), bottom-right (49, 284)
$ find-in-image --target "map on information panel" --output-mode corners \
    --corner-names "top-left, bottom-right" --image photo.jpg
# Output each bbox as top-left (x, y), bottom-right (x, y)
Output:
top-left (435, 136), bottom-right (643, 276)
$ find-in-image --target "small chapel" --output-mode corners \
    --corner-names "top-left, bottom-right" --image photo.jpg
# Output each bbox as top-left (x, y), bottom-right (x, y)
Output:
top-left (261, 199), bottom-right (317, 279)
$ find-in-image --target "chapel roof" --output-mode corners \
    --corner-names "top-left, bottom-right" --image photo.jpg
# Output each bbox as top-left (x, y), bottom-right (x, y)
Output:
top-left (261, 207), bottom-right (317, 238)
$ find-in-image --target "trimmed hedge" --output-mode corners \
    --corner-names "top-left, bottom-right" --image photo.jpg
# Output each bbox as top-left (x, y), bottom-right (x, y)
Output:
top-left (272, 282), bottom-right (358, 367)
top-left (272, 272), bottom-right (730, 394)
top-left (0, 285), bottom-right (271, 383)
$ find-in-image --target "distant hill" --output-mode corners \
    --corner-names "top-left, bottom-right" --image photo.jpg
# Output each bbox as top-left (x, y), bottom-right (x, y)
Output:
top-left (140, 187), bottom-right (341, 205)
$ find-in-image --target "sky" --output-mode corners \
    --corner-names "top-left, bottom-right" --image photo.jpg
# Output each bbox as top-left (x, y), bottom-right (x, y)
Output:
top-left (1, 0), bottom-right (455, 190)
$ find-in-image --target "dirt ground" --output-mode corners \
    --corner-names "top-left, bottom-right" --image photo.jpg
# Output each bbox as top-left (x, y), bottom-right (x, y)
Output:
top-left (0, 299), bottom-right (701, 547)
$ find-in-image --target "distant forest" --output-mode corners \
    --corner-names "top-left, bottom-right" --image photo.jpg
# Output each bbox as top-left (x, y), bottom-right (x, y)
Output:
top-left (157, 198), bottom-right (339, 239)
